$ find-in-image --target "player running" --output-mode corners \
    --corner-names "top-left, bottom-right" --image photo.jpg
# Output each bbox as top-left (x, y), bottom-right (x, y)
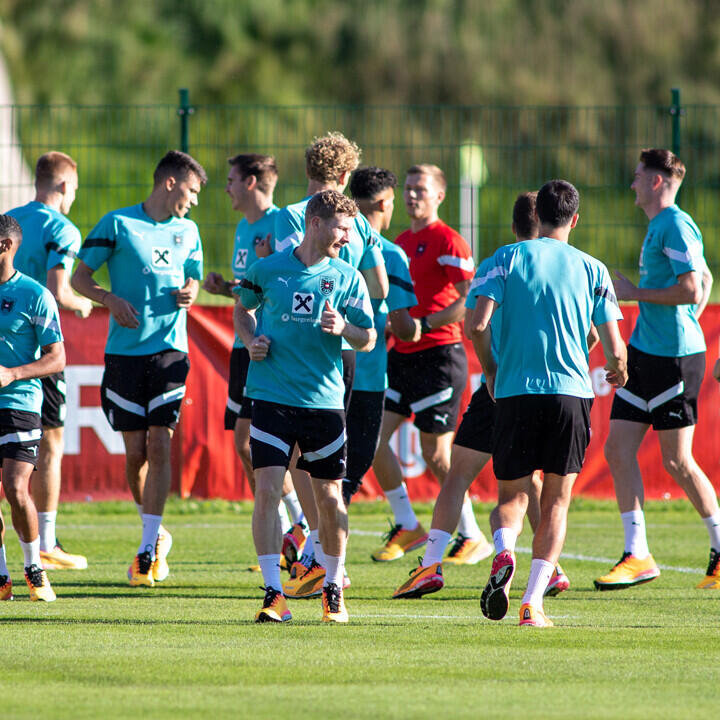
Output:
top-left (472, 180), bottom-right (627, 626)
top-left (372, 164), bottom-right (478, 563)
top-left (343, 167), bottom-right (418, 506)
top-left (72, 150), bottom-right (206, 587)
top-left (8, 151), bottom-right (93, 571)
top-left (595, 149), bottom-right (720, 591)
top-left (235, 190), bottom-right (375, 623)
top-left (0, 215), bottom-right (66, 601)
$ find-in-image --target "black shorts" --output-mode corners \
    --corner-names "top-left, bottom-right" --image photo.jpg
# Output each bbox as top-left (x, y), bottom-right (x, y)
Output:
top-left (224, 347), bottom-right (253, 429)
top-left (385, 343), bottom-right (467, 434)
top-left (0, 409), bottom-right (42, 467)
top-left (40, 371), bottom-right (66, 429)
top-left (101, 350), bottom-right (190, 432)
top-left (610, 345), bottom-right (704, 430)
top-left (493, 394), bottom-right (592, 480)
top-left (250, 399), bottom-right (346, 480)
top-left (342, 349), bottom-right (356, 413)
top-left (346, 390), bottom-right (384, 482)
top-left (454, 382), bottom-right (494, 454)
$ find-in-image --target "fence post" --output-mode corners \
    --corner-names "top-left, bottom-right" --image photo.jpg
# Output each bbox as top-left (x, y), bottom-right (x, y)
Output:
top-left (670, 88), bottom-right (682, 156)
top-left (178, 88), bottom-right (193, 153)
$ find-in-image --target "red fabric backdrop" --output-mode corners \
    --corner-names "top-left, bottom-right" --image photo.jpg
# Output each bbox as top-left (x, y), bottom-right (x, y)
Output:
top-left (59, 306), bottom-right (720, 502)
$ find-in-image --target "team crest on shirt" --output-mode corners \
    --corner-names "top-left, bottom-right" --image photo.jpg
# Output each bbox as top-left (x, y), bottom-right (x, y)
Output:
top-left (234, 248), bottom-right (249, 269)
top-left (416, 243), bottom-right (426, 255)
top-left (319, 277), bottom-right (335, 296)
top-left (152, 247), bottom-right (172, 267)
top-left (0, 297), bottom-right (14, 313)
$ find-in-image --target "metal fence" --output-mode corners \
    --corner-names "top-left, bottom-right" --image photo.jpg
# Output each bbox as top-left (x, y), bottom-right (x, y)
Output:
top-left (1, 89), bottom-right (717, 304)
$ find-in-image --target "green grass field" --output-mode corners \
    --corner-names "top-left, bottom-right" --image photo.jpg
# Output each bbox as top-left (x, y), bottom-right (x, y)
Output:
top-left (2, 497), bottom-right (719, 719)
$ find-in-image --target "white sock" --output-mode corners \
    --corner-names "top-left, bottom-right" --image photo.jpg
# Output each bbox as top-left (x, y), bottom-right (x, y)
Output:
top-left (422, 529), bottom-right (452, 566)
top-left (323, 554), bottom-right (344, 587)
top-left (456, 499), bottom-right (482, 539)
top-left (493, 527), bottom-right (517, 554)
top-left (621, 510), bottom-right (649, 558)
top-left (138, 514), bottom-right (163, 559)
top-left (135, 503), bottom-right (143, 519)
top-left (278, 501), bottom-right (292, 535)
top-left (522, 558), bottom-right (555, 608)
top-left (37, 511), bottom-right (57, 552)
top-left (282, 490), bottom-right (305, 526)
top-left (0, 545), bottom-right (9, 577)
top-left (702, 512), bottom-right (720, 550)
top-left (385, 483), bottom-right (418, 529)
top-left (258, 554), bottom-right (283, 593)
top-left (310, 530), bottom-right (326, 568)
top-left (20, 537), bottom-right (41, 568)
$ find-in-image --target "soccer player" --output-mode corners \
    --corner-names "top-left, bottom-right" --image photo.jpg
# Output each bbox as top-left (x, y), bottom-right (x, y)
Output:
top-left (472, 180), bottom-right (627, 626)
top-left (274, 132), bottom-right (388, 594)
top-left (71, 150), bottom-right (206, 587)
top-left (202, 154), bottom-right (304, 542)
top-left (0, 214), bottom-right (66, 601)
top-left (344, 167), bottom-right (418, 506)
top-left (7, 151), bottom-right (92, 571)
top-left (372, 164), bottom-right (476, 562)
top-left (595, 148), bottom-right (720, 591)
top-left (235, 189), bottom-right (375, 623)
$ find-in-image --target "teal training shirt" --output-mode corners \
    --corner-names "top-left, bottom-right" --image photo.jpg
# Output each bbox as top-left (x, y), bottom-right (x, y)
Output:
top-left (474, 237), bottom-right (622, 399)
top-left (629, 205), bottom-right (706, 357)
top-left (230, 205), bottom-right (279, 349)
top-left (235, 248), bottom-right (374, 409)
top-left (8, 201), bottom-right (81, 285)
top-left (354, 234), bottom-right (417, 392)
top-left (79, 204), bottom-right (203, 356)
top-left (0, 271), bottom-right (63, 414)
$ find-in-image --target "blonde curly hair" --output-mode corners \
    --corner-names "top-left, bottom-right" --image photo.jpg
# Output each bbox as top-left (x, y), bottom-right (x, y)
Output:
top-left (305, 132), bottom-right (361, 183)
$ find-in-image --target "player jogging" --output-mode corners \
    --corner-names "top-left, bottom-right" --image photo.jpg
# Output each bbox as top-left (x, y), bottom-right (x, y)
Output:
top-left (595, 148), bottom-right (720, 591)
top-left (0, 215), bottom-right (65, 602)
top-left (472, 180), bottom-right (627, 626)
top-left (235, 190), bottom-right (375, 623)
top-left (72, 150), bottom-right (206, 587)
top-left (8, 151), bottom-right (93, 571)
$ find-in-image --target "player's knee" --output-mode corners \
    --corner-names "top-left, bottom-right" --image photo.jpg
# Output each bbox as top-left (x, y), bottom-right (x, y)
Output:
top-left (3, 478), bottom-right (29, 507)
top-left (661, 453), bottom-right (693, 481)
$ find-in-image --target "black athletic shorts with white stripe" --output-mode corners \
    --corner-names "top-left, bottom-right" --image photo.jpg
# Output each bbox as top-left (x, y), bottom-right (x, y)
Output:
top-left (250, 399), bottom-right (347, 480)
top-left (224, 347), bottom-right (253, 429)
top-left (101, 350), bottom-right (190, 431)
top-left (40, 371), bottom-right (66, 429)
top-left (610, 345), bottom-right (704, 430)
top-left (0, 409), bottom-right (42, 467)
top-left (493, 394), bottom-right (592, 481)
top-left (453, 382), bottom-right (494, 454)
top-left (385, 342), bottom-right (467, 434)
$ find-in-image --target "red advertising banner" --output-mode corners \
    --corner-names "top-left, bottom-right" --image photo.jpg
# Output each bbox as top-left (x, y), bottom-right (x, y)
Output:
top-left (59, 306), bottom-right (720, 502)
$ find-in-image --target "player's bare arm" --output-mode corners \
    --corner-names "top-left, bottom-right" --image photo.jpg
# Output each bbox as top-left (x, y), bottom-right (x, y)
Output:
top-left (254, 233), bottom-right (273, 259)
top-left (0, 341), bottom-right (65, 388)
top-left (695, 263), bottom-right (713, 319)
top-left (389, 307), bottom-right (421, 342)
top-left (321, 300), bottom-right (376, 352)
top-left (613, 269), bottom-right (703, 305)
top-left (361, 261), bottom-right (389, 300)
top-left (172, 277), bottom-right (199, 308)
top-left (469, 296), bottom-right (498, 399)
top-left (233, 300), bottom-right (260, 348)
top-left (46, 265), bottom-right (93, 317)
top-left (596, 321), bottom-right (628, 388)
top-left (203, 272), bottom-right (239, 297)
top-left (587, 324), bottom-right (600, 353)
top-left (423, 278), bottom-right (471, 330)
top-left (71, 260), bottom-right (140, 329)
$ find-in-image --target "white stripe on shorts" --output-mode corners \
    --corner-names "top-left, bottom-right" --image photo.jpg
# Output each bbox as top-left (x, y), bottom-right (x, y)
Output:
top-left (226, 397), bottom-right (242, 414)
top-left (249, 425), bottom-right (291, 456)
top-left (106, 388), bottom-right (146, 416)
top-left (302, 430), bottom-right (346, 462)
top-left (614, 387), bottom-right (649, 412)
top-left (410, 387), bottom-right (454, 414)
top-left (647, 381), bottom-right (685, 412)
top-left (147, 385), bottom-right (186, 413)
top-left (0, 428), bottom-right (42, 446)
top-left (385, 388), bottom-right (401, 404)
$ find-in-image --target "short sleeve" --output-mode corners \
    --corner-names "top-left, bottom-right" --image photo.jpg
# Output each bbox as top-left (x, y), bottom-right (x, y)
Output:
top-left (274, 209), bottom-right (303, 252)
top-left (436, 229), bottom-right (474, 283)
top-left (234, 263), bottom-right (263, 310)
top-left (661, 220), bottom-right (704, 277)
top-left (342, 271), bottom-right (374, 329)
top-left (46, 222), bottom-right (81, 273)
top-left (31, 288), bottom-right (63, 347)
top-left (469, 253), bottom-right (505, 306)
top-left (79, 214), bottom-right (116, 270)
top-left (385, 248), bottom-right (417, 312)
top-left (184, 225), bottom-right (203, 280)
top-left (591, 263), bottom-right (623, 326)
